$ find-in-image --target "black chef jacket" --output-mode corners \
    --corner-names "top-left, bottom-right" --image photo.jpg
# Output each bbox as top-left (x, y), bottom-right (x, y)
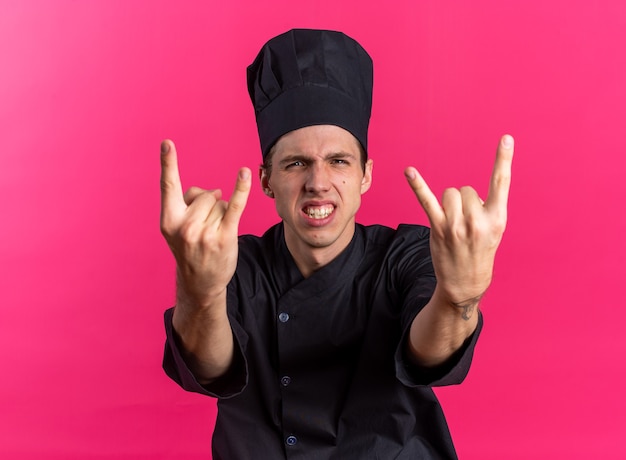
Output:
top-left (163, 223), bottom-right (482, 460)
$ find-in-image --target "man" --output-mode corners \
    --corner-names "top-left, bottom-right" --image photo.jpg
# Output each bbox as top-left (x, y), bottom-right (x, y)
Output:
top-left (160, 29), bottom-right (513, 459)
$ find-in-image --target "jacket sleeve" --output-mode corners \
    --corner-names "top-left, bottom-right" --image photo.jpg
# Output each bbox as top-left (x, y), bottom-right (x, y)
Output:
top-left (391, 224), bottom-right (483, 387)
top-left (162, 304), bottom-right (249, 399)
top-left (395, 311), bottom-right (483, 387)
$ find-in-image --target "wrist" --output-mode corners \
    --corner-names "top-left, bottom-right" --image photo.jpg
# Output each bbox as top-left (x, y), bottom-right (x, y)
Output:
top-left (431, 286), bottom-right (484, 321)
top-left (175, 268), bottom-right (229, 309)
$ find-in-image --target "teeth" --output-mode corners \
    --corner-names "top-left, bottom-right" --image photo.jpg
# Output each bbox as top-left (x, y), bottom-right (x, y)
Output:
top-left (305, 205), bottom-right (334, 219)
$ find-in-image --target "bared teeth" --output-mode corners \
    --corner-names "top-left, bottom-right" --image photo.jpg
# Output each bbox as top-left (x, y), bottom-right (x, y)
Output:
top-left (304, 205), bottom-right (334, 219)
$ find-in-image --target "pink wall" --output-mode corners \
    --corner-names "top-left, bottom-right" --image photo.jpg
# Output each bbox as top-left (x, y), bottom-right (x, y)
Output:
top-left (1, 1), bottom-right (625, 458)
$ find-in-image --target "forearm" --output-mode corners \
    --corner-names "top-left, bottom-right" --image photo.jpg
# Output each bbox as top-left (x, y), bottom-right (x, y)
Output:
top-left (407, 285), bottom-right (480, 368)
top-left (172, 287), bottom-right (234, 385)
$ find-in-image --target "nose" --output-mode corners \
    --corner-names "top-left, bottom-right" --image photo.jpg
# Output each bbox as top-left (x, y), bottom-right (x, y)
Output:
top-left (305, 163), bottom-right (331, 193)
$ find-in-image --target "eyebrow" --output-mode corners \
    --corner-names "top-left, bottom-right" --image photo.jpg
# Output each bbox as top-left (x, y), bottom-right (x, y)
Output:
top-left (278, 151), bottom-right (357, 166)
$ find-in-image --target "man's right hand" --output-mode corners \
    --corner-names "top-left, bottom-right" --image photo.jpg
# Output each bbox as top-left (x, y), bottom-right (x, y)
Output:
top-left (160, 139), bottom-right (251, 308)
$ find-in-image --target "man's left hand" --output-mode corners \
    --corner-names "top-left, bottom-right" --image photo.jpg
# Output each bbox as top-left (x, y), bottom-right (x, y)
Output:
top-left (404, 135), bottom-right (514, 309)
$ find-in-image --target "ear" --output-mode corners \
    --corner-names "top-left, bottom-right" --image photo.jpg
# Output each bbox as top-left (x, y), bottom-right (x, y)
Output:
top-left (360, 158), bottom-right (374, 194)
top-left (259, 166), bottom-right (274, 198)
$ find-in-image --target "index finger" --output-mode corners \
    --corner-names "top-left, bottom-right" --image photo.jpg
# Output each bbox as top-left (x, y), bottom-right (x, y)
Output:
top-left (404, 166), bottom-right (445, 226)
top-left (160, 139), bottom-right (185, 217)
top-left (221, 167), bottom-right (252, 231)
top-left (485, 134), bottom-right (514, 213)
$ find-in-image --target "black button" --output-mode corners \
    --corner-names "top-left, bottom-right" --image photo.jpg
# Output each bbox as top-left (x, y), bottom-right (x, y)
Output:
top-left (286, 435), bottom-right (297, 446)
top-left (281, 376), bottom-right (291, 386)
top-left (278, 312), bottom-right (290, 323)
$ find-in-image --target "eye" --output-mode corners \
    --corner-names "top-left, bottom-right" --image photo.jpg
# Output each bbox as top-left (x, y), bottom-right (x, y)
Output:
top-left (286, 160), bottom-right (304, 169)
top-left (331, 158), bottom-right (349, 165)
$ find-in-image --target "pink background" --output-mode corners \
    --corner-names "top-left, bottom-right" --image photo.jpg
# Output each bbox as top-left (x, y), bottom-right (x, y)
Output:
top-left (1, 1), bottom-right (625, 458)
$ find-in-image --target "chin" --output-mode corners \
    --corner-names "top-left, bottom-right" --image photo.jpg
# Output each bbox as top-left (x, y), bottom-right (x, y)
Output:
top-left (302, 234), bottom-right (334, 248)
top-left (302, 227), bottom-right (346, 249)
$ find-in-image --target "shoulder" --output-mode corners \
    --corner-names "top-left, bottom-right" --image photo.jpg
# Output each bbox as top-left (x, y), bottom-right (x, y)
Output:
top-left (359, 223), bottom-right (430, 249)
top-left (357, 223), bottom-right (432, 272)
top-left (238, 223), bottom-right (281, 253)
top-left (235, 223), bottom-right (288, 278)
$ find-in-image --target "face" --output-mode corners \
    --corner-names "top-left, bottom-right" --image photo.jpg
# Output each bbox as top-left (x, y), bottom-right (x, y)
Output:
top-left (260, 125), bottom-right (373, 261)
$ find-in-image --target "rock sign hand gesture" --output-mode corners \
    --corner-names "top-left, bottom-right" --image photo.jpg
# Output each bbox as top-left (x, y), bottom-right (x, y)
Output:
top-left (404, 135), bottom-right (514, 312)
top-left (160, 139), bottom-right (251, 308)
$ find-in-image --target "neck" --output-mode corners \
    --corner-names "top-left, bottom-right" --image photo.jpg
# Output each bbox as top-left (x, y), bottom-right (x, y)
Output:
top-left (291, 249), bottom-right (335, 279)
top-left (284, 224), bottom-right (355, 279)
